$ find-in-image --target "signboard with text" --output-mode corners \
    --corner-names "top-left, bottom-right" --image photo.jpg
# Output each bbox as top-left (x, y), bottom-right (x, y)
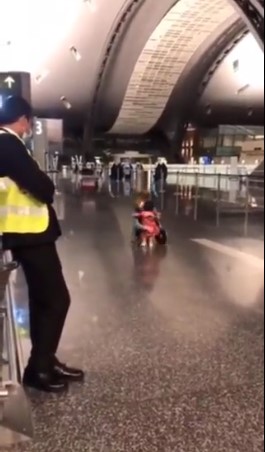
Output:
top-left (32, 118), bottom-right (63, 170)
top-left (32, 118), bottom-right (48, 170)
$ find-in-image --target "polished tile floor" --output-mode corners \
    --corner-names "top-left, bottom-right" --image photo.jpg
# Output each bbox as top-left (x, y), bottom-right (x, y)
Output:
top-left (5, 187), bottom-right (265, 452)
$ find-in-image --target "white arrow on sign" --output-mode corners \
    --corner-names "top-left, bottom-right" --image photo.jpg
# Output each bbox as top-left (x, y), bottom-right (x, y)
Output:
top-left (4, 76), bottom-right (15, 89)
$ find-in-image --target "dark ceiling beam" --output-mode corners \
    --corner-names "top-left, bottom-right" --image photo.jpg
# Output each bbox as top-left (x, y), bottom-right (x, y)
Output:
top-left (84, 0), bottom-right (145, 149)
top-left (231, 0), bottom-right (264, 49)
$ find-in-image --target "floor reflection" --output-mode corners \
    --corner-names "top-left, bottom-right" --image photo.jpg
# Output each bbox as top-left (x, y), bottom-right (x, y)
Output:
top-left (132, 246), bottom-right (167, 292)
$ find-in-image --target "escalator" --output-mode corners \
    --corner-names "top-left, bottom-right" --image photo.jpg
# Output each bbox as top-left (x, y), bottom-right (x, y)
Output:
top-left (0, 252), bottom-right (33, 449)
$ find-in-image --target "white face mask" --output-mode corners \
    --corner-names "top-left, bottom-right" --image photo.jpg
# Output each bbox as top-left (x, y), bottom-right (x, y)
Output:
top-left (22, 129), bottom-right (33, 142)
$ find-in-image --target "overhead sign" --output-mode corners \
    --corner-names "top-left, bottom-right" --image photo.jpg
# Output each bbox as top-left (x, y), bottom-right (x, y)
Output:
top-left (0, 72), bottom-right (31, 105)
top-left (0, 73), bottom-right (22, 96)
top-left (2, 75), bottom-right (15, 89)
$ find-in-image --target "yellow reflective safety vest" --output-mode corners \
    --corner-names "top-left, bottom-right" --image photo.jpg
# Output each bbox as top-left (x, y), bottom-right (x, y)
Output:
top-left (0, 129), bottom-right (49, 234)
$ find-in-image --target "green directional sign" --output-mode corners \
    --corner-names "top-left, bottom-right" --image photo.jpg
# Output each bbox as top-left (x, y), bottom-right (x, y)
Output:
top-left (0, 72), bottom-right (31, 107)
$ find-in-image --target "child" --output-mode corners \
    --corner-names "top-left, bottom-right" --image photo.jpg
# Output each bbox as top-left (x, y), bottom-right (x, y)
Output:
top-left (131, 192), bottom-right (149, 242)
top-left (133, 198), bottom-right (161, 248)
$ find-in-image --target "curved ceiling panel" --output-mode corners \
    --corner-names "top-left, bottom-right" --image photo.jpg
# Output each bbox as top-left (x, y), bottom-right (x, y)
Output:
top-left (110, 0), bottom-right (236, 135)
top-left (155, 18), bottom-right (247, 134)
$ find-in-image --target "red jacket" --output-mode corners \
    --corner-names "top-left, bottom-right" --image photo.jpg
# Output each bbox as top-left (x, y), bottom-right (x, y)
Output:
top-left (135, 211), bottom-right (160, 237)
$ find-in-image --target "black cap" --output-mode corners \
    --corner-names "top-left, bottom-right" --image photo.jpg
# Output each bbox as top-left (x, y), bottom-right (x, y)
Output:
top-left (0, 95), bottom-right (32, 125)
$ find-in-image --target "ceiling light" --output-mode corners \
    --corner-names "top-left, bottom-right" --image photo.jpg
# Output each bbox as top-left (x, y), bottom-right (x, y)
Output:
top-left (233, 60), bottom-right (239, 72)
top-left (230, 34), bottom-right (264, 90)
top-left (70, 46), bottom-right (82, 61)
top-left (60, 96), bottom-right (72, 109)
top-left (0, 40), bottom-right (11, 47)
top-left (35, 69), bottom-right (50, 84)
top-left (206, 105), bottom-right (212, 115)
top-left (84, 0), bottom-right (96, 12)
top-left (0, 0), bottom-right (84, 73)
top-left (237, 84), bottom-right (250, 94)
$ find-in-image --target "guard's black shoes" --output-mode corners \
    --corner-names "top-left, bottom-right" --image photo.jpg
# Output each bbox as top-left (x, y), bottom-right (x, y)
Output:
top-left (53, 362), bottom-right (85, 382)
top-left (23, 369), bottom-right (68, 393)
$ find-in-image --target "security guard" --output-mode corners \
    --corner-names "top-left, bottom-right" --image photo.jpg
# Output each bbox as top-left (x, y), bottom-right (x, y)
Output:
top-left (0, 96), bottom-right (84, 393)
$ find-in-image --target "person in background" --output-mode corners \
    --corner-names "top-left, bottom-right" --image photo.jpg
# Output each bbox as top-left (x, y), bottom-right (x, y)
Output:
top-left (123, 160), bottom-right (133, 180)
top-left (0, 95), bottom-right (84, 393)
top-left (110, 161), bottom-right (123, 181)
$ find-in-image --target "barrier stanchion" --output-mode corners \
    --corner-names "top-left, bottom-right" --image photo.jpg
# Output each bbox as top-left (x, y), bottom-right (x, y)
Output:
top-left (152, 171), bottom-right (158, 198)
top-left (175, 172), bottom-right (180, 216)
top-left (159, 172), bottom-right (165, 194)
top-left (244, 175), bottom-right (250, 236)
top-left (193, 172), bottom-right (199, 221)
top-left (116, 167), bottom-right (121, 197)
top-left (216, 173), bottom-right (221, 227)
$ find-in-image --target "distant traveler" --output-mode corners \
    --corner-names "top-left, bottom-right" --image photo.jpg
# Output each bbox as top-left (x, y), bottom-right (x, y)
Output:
top-left (123, 161), bottom-right (133, 180)
top-left (154, 162), bottom-right (168, 183)
top-left (0, 95), bottom-right (84, 393)
top-left (110, 161), bottom-right (123, 181)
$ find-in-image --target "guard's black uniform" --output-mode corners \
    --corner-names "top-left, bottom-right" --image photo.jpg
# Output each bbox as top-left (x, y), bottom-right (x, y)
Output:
top-left (0, 129), bottom-right (70, 373)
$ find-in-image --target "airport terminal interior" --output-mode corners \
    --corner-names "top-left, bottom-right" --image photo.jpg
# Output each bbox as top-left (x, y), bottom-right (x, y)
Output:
top-left (0, 0), bottom-right (264, 451)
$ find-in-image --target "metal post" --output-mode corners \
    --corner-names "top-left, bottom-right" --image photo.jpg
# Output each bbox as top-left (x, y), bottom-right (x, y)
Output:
top-left (159, 171), bottom-right (165, 194)
top-left (152, 169), bottom-right (158, 198)
top-left (44, 152), bottom-right (49, 172)
top-left (244, 175), bottom-right (250, 236)
top-left (175, 172), bottom-right (180, 216)
top-left (194, 172), bottom-right (199, 221)
top-left (216, 173), bottom-right (221, 227)
top-left (116, 166), bottom-right (121, 196)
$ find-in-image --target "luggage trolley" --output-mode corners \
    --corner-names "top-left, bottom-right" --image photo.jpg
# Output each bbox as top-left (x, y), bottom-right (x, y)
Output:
top-left (79, 163), bottom-right (99, 193)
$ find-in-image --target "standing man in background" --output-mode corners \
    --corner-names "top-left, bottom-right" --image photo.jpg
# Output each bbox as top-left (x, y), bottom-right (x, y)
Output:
top-left (0, 96), bottom-right (84, 393)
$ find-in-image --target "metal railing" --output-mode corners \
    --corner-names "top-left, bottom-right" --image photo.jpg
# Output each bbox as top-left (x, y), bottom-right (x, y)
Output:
top-left (167, 171), bottom-right (263, 236)
top-left (0, 259), bottom-right (18, 393)
top-left (105, 168), bottom-right (264, 236)
top-left (0, 249), bottom-right (33, 448)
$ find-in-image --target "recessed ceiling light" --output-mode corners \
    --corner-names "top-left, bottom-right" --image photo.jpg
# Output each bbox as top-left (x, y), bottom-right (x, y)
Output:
top-left (206, 105), bottom-right (212, 115)
top-left (84, 0), bottom-right (96, 12)
top-left (70, 46), bottom-right (82, 62)
top-left (0, 40), bottom-right (11, 47)
top-left (60, 96), bottom-right (72, 109)
top-left (233, 60), bottom-right (239, 72)
top-left (237, 84), bottom-right (250, 94)
top-left (35, 69), bottom-right (50, 84)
